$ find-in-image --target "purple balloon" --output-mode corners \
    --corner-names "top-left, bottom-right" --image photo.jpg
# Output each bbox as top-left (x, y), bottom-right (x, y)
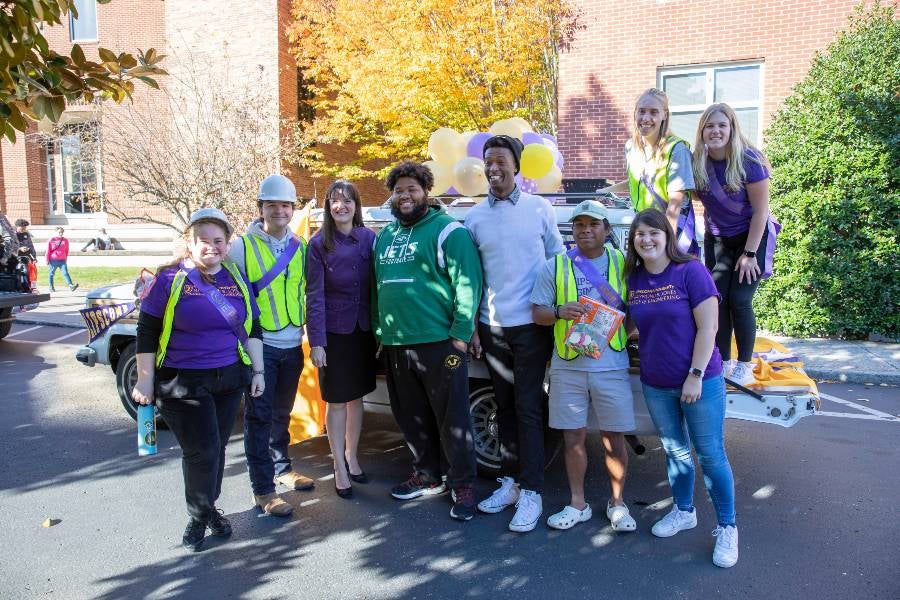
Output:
top-left (514, 173), bottom-right (524, 187)
top-left (521, 132), bottom-right (543, 147)
top-left (540, 133), bottom-right (557, 146)
top-left (521, 177), bottom-right (538, 194)
top-left (446, 185), bottom-right (458, 195)
top-left (467, 132), bottom-right (492, 158)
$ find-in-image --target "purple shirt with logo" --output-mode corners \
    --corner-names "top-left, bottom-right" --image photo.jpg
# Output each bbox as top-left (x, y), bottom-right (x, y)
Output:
top-left (627, 259), bottom-right (722, 388)
top-left (141, 267), bottom-right (259, 369)
top-left (305, 226), bottom-right (376, 347)
top-left (696, 149), bottom-right (769, 237)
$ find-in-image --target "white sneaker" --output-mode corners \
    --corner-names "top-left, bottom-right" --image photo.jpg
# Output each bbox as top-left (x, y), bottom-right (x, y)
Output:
top-left (477, 476), bottom-right (519, 514)
top-left (509, 490), bottom-right (542, 533)
top-left (712, 525), bottom-right (739, 568)
top-left (723, 359), bottom-right (736, 377)
top-left (651, 505), bottom-right (698, 538)
top-left (729, 361), bottom-right (755, 386)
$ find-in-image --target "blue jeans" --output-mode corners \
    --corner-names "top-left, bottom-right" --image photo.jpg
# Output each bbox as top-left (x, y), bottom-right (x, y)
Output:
top-left (48, 260), bottom-right (73, 288)
top-left (243, 344), bottom-right (304, 495)
top-left (642, 376), bottom-right (736, 526)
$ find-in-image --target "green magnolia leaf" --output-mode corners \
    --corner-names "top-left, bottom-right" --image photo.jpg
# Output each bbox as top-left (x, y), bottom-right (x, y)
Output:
top-left (0, 103), bottom-right (10, 118)
top-left (48, 94), bottom-right (65, 121)
top-left (71, 44), bottom-right (85, 66)
top-left (3, 121), bottom-right (17, 143)
top-left (98, 47), bottom-right (117, 63)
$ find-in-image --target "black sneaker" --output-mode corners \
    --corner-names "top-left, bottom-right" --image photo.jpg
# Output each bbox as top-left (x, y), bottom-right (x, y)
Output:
top-left (450, 486), bottom-right (476, 521)
top-left (182, 518), bottom-right (206, 552)
top-left (390, 472), bottom-right (447, 500)
top-left (207, 508), bottom-right (232, 538)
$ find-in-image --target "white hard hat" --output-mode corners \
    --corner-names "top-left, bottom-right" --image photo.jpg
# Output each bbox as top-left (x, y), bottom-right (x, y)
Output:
top-left (188, 207), bottom-right (233, 237)
top-left (258, 174), bottom-right (298, 203)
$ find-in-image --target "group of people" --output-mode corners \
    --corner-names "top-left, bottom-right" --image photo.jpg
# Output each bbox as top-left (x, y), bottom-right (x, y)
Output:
top-left (131, 88), bottom-right (775, 570)
top-left (0, 220), bottom-right (80, 292)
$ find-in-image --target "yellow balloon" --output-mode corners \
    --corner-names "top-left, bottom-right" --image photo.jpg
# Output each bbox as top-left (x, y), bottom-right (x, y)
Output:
top-left (423, 160), bottom-right (453, 196)
top-left (520, 143), bottom-right (554, 179)
top-left (535, 164), bottom-right (563, 194)
top-left (428, 128), bottom-right (466, 167)
top-left (453, 157), bottom-right (489, 197)
top-left (488, 119), bottom-right (525, 140)
top-left (508, 117), bottom-right (533, 134)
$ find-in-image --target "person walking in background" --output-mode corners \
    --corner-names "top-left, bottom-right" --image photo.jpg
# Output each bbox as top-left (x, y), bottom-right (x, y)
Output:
top-left (625, 208), bottom-right (738, 568)
top-left (306, 180), bottom-right (377, 499)
top-left (465, 134), bottom-right (564, 533)
top-left (600, 88), bottom-right (699, 255)
top-left (372, 161), bottom-right (483, 522)
top-left (229, 174), bottom-right (315, 518)
top-left (692, 103), bottom-right (777, 386)
top-left (46, 227), bottom-right (78, 292)
top-left (132, 208), bottom-right (265, 552)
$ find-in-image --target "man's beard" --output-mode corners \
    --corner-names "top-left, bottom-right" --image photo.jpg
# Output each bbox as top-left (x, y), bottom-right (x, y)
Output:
top-left (391, 200), bottom-right (429, 225)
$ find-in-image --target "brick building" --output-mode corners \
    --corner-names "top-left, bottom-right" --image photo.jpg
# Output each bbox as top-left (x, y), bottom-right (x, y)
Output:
top-left (0, 0), bottom-right (383, 228)
top-left (557, 0), bottom-right (873, 183)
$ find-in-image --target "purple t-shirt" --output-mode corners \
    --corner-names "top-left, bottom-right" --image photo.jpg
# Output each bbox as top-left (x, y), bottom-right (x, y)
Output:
top-left (627, 260), bottom-right (723, 388)
top-left (696, 149), bottom-right (769, 237)
top-left (141, 266), bottom-right (259, 369)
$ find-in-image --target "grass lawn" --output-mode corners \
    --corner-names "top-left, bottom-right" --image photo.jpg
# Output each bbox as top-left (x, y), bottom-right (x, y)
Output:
top-left (61, 266), bottom-right (144, 290)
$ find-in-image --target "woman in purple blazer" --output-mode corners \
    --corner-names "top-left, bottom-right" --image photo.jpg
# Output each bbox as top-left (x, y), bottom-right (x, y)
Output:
top-left (306, 181), bottom-right (377, 498)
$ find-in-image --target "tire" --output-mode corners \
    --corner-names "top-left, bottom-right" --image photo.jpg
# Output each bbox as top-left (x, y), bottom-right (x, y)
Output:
top-left (468, 378), bottom-right (562, 479)
top-left (0, 308), bottom-right (11, 339)
top-left (115, 341), bottom-right (167, 428)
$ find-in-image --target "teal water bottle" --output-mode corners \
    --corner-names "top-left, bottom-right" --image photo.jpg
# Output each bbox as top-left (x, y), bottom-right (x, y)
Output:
top-left (137, 403), bottom-right (157, 456)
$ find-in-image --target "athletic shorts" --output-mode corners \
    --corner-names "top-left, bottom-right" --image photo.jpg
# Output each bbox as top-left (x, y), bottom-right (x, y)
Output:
top-left (548, 368), bottom-right (635, 431)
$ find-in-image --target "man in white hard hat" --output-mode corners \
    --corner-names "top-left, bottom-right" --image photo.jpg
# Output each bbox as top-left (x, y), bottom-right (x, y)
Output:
top-left (229, 173), bottom-right (313, 517)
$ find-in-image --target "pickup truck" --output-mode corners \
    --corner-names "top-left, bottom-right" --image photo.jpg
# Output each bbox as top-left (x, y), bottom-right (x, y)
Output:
top-left (75, 194), bottom-right (820, 474)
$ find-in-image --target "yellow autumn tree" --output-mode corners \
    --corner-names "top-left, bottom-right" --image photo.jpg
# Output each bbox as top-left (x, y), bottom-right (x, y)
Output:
top-left (287, 0), bottom-right (580, 178)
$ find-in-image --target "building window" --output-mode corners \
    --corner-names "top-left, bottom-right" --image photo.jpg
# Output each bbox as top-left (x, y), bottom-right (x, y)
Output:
top-left (45, 122), bottom-right (105, 214)
top-left (69, 0), bottom-right (98, 42)
top-left (658, 62), bottom-right (763, 146)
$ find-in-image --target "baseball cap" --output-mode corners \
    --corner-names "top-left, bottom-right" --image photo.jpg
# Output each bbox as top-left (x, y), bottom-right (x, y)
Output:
top-left (568, 200), bottom-right (608, 222)
top-left (187, 207), bottom-right (233, 237)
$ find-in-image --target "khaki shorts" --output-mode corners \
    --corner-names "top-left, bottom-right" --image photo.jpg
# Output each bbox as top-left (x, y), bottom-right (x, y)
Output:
top-left (548, 368), bottom-right (635, 431)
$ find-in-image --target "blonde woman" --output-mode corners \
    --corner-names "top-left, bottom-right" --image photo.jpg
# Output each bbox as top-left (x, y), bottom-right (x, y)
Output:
top-left (692, 103), bottom-right (778, 386)
top-left (601, 88), bottom-right (699, 255)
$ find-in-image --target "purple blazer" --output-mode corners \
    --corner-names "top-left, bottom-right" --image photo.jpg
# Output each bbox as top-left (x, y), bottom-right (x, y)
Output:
top-left (305, 226), bottom-right (375, 347)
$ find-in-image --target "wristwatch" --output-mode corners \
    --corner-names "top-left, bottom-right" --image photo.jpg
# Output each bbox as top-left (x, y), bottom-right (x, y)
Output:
top-left (688, 367), bottom-right (704, 379)
top-left (743, 250), bottom-right (757, 258)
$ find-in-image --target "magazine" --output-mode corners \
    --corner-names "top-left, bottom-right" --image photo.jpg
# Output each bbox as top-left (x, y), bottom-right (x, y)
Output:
top-left (564, 296), bottom-right (626, 359)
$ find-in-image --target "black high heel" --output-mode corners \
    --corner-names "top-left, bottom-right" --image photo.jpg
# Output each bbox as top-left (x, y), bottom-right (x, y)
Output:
top-left (346, 458), bottom-right (369, 484)
top-left (333, 468), bottom-right (353, 499)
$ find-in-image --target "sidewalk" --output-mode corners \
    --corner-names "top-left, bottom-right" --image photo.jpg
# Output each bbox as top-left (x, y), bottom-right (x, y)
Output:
top-left (11, 289), bottom-right (900, 386)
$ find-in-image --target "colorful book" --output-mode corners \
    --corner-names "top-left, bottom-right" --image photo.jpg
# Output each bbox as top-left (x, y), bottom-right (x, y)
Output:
top-left (564, 296), bottom-right (626, 359)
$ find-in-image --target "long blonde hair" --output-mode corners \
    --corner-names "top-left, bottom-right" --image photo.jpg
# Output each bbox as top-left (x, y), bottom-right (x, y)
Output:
top-left (631, 88), bottom-right (673, 162)
top-left (693, 103), bottom-right (771, 192)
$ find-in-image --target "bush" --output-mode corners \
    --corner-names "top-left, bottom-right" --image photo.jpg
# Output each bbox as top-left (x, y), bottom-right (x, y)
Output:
top-left (756, 2), bottom-right (899, 340)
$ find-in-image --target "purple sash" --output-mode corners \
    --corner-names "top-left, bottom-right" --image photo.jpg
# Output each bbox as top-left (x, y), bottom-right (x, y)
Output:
top-left (640, 173), bottom-right (700, 257)
top-left (704, 159), bottom-right (781, 278)
top-left (182, 265), bottom-right (249, 346)
top-left (250, 236), bottom-right (302, 296)
top-left (566, 247), bottom-right (626, 312)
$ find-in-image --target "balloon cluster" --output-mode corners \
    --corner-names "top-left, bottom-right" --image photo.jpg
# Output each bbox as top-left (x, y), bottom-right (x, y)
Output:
top-left (424, 118), bottom-right (564, 197)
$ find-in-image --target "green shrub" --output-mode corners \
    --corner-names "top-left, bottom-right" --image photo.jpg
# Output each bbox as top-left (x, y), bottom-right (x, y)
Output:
top-left (756, 2), bottom-right (899, 340)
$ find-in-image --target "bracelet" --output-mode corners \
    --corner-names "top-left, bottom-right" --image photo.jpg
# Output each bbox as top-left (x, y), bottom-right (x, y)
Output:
top-left (554, 304), bottom-right (561, 319)
top-left (252, 370), bottom-right (264, 376)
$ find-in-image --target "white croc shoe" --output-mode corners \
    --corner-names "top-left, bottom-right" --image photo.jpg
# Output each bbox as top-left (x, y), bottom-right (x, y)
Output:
top-left (606, 502), bottom-right (636, 532)
top-left (477, 476), bottom-right (519, 514)
top-left (547, 504), bottom-right (592, 530)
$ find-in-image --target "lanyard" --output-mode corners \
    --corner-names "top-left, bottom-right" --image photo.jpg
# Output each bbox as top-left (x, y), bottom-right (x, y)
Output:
top-left (566, 247), bottom-right (626, 312)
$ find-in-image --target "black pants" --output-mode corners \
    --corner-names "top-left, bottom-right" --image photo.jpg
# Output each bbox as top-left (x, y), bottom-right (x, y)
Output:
top-left (478, 322), bottom-right (552, 493)
top-left (156, 361), bottom-right (249, 521)
top-left (705, 229), bottom-right (769, 362)
top-left (384, 339), bottom-right (476, 488)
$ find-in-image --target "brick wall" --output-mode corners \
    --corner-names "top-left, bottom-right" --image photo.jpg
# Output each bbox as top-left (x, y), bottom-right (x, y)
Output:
top-left (557, 0), bottom-right (872, 182)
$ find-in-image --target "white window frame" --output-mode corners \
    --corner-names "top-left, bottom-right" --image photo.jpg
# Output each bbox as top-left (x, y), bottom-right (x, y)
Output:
top-left (657, 61), bottom-right (765, 146)
top-left (69, 0), bottom-right (99, 43)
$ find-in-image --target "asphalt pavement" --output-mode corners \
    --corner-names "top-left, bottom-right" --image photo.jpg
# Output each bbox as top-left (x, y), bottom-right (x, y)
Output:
top-left (1, 323), bottom-right (898, 599)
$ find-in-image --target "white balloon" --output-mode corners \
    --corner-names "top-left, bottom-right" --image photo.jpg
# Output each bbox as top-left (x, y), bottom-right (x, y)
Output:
top-left (423, 160), bottom-right (453, 196)
top-left (453, 157), bottom-right (489, 196)
top-left (428, 128), bottom-right (466, 166)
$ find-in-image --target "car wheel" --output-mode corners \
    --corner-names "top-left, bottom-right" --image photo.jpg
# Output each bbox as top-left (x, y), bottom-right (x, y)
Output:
top-left (0, 308), bottom-right (11, 339)
top-left (469, 379), bottom-right (502, 477)
top-left (115, 341), bottom-right (167, 428)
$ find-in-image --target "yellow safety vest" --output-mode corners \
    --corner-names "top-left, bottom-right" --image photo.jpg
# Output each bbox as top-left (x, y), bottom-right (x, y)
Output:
top-left (156, 261), bottom-right (253, 368)
top-left (243, 233), bottom-right (307, 331)
top-left (626, 135), bottom-right (689, 213)
top-left (553, 246), bottom-right (627, 360)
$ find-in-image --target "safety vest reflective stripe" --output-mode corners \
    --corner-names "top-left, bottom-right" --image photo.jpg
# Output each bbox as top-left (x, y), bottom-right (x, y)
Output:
top-left (626, 135), bottom-right (688, 213)
top-left (553, 247), bottom-right (627, 361)
top-left (243, 233), bottom-right (306, 331)
top-left (156, 262), bottom-right (253, 368)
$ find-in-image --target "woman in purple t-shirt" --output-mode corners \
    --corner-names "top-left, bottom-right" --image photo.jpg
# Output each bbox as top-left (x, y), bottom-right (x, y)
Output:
top-left (132, 208), bottom-right (265, 552)
top-left (306, 181), bottom-right (377, 498)
top-left (625, 209), bottom-right (739, 568)
top-left (693, 103), bottom-right (774, 386)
